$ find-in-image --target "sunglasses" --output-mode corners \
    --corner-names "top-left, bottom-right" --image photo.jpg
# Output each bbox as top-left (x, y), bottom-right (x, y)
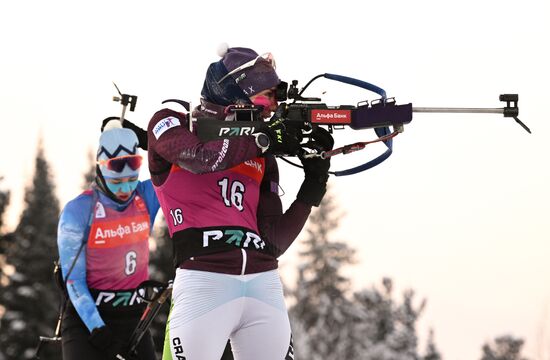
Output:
top-left (97, 154), bottom-right (143, 173)
top-left (217, 52), bottom-right (276, 84)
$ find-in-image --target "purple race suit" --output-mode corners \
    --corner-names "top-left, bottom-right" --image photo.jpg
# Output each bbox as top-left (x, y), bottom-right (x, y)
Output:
top-left (147, 104), bottom-right (312, 275)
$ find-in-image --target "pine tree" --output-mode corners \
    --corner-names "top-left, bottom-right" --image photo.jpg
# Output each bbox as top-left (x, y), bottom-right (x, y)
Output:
top-left (424, 329), bottom-right (443, 360)
top-left (0, 176), bottom-right (9, 233)
top-left (0, 175), bottom-right (14, 360)
top-left (0, 141), bottom-right (61, 360)
top-left (289, 185), bottom-right (358, 360)
top-left (81, 147), bottom-right (97, 191)
top-left (287, 184), bottom-right (436, 360)
top-left (0, 176), bottom-right (11, 255)
top-left (351, 278), bottom-right (426, 360)
top-left (481, 335), bottom-right (529, 360)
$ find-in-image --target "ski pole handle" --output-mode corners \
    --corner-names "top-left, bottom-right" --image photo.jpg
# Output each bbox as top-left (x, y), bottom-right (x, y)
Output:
top-left (34, 336), bottom-right (61, 359)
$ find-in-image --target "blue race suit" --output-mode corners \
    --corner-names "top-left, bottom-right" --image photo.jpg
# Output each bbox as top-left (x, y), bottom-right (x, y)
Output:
top-left (57, 180), bottom-right (160, 359)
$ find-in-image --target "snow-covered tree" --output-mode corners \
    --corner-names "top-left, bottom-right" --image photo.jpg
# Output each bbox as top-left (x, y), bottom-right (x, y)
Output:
top-left (0, 176), bottom-right (11, 257)
top-left (0, 141), bottom-right (61, 359)
top-left (287, 184), bottom-right (435, 360)
top-left (350, 278), bottom-right (426, 360)
top-left (423, 329), bottom-right (443, 360)
top-left (289, 185), bottom-right (358, 359)
top-left (0, 176), bottom-right (9, 233)
top-left (481, 335), bottom-right (529, 360)
top-left (81, 147), bottom-right (97, 191)
top-left (0, 175), bottom-right (13, 360)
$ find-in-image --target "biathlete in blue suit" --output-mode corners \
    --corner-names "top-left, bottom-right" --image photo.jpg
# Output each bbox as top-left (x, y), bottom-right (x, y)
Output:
top-left (57, 119), bottom-right (160, 360)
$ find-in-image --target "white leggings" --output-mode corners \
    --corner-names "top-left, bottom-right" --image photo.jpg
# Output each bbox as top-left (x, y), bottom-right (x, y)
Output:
top-left (166, 268), bottom-right (294, 360)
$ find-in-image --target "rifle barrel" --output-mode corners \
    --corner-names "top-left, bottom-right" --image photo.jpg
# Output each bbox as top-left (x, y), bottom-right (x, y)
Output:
top-left (413, 107), bottom-right (504, 114)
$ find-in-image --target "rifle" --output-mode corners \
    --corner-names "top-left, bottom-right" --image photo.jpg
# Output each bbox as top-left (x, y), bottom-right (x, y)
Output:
top-left (194, 73), bottom-right (530, 176)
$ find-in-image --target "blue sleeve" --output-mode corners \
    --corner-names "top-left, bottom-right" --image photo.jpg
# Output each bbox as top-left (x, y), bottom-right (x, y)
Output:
top-left (57, 194), bottom-right (105, 333)
top-left (138, 180), bottom-right (160, 227)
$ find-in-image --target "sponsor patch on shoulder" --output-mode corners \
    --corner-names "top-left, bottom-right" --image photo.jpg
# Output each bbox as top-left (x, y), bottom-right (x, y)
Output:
top-left (153, 116), bottom-right (181, 139)
top-left (95, 202), bottom-right (106, 218)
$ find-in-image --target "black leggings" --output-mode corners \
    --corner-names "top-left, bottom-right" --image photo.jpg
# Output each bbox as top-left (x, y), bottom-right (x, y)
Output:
top-left (61, 304), bottom-right (156, 360)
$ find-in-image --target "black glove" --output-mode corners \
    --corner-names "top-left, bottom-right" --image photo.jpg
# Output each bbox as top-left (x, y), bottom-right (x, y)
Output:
top-left (296, 127), bottom-right (333, 207)
top-left (308, 126), bottom-right (334, 153)
top-left (89, 326), bottom-right (128, 360)
top-left (261, 119), bottom-right (302, 156)
top-left (101, 117), bottom-right (148, 150)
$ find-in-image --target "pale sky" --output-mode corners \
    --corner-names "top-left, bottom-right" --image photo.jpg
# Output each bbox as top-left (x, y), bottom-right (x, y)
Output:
top-left (1, 1), bottom-right (549, 360)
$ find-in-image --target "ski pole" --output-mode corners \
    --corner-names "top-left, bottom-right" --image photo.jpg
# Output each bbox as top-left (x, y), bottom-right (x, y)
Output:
top-left (118, 280), bottom-right (173, 360)
top-left (33, 336), bottom-right (61, 359)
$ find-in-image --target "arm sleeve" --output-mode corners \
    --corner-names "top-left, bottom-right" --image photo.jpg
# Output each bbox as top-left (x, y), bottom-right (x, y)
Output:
top-left (257, 156), bottom-right (312, 257)
top-left (138, 180), bottom-right (160, 227)
top-left (57, 196), bottom-right (105, 333)
top-left (147, 109), bottom-right (261, 175)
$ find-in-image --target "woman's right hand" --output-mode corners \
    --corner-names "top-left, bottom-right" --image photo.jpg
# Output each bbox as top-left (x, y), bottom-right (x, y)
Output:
top-left (89, 326), bottom-right (128, 359)
top-left (261, 119), bottom-right (303, 156)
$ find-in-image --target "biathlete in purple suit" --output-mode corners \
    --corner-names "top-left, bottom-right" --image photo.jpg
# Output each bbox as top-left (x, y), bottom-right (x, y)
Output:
top-left (147, 46), bottom-right (334, 360)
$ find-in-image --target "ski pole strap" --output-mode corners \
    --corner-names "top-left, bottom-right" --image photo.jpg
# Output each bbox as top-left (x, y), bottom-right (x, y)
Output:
top-left (135, 280), bottom-right (168, 303)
